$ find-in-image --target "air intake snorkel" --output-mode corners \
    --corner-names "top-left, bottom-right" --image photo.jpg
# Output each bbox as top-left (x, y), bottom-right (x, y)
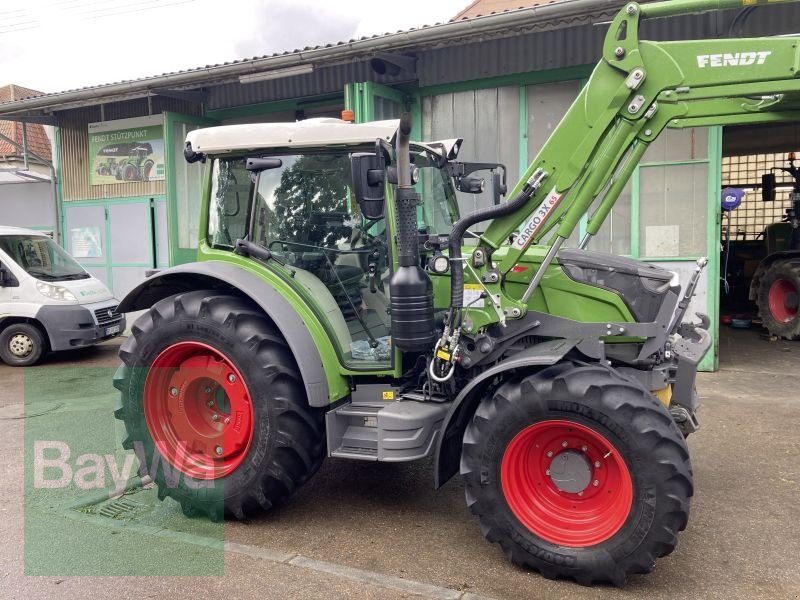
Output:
top-left (389, 114), bottom-right (436, 352)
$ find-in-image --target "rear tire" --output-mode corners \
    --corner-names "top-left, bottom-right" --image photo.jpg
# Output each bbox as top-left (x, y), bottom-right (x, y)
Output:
top-left (122, 163), bottom-right (138, 181)
top-left (113, 290), bottom-right (326, 520)
top-left (142, 159), bottom-right (155, 181)
top-left (0, 323), bottom-right (46, 366)
top-left (461, 362), bottom-right (692, 587)
top-left (757, 260), bottom-right (800, 339)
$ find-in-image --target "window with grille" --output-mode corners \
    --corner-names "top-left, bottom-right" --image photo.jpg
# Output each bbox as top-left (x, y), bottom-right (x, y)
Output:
top-left (721, 152), bottom-right (798, 240)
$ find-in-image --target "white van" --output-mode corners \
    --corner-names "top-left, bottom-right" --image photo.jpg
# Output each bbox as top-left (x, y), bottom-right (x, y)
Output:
top-left (0, 226), bottom-right (125, 366)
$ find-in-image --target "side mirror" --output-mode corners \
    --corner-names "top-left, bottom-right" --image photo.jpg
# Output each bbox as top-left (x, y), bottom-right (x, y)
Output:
top-left (492, 171), bottom-right (507, 206)
top-left (351, 153), bottom-right (386, 219)
top-left (762, 173), bottom-right (776, 202)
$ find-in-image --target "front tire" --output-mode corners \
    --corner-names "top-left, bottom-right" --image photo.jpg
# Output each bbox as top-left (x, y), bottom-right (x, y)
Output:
top-left (461, 362), bottom-right (693, 586)
top-left (757, 260), bottom-right (800, 339)
top-left (113, 290), bottom-right (326, 520)
top-left (0, 323), bottom-right (46, 366)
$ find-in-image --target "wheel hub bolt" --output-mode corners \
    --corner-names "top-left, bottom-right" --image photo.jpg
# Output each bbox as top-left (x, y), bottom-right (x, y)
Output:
top-left (546, 451), bottom-right (553, 458)
top-left (224, 417), bottom-right (231, 425)
top-left (227, 373), bottom-right (236, 383)
top-left (169, 387), bottom-right (178, 397)
top-left (545, 469), bottom-right (551, 476)
top-left (207, 400), bottom-right (215, 408)
top-left (212, 414), bottom-right (219, 421)
top-left (578, 491), bottom-right (584, 497)
top-left (561, 441), bottom-right (568, 448)
top-left (215, 446), bottom-right (223, 456)
top-left (581, 445), bottom-right (588, 452)
top-left (595, 461), bottom-right (601, 468)
top-left (593, 480), bottom-right (599, 487)
top-left (204, 386), bottom-right (212, 394)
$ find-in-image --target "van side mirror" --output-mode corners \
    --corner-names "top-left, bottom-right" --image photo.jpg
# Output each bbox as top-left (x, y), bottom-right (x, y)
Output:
top-left (762, 173), bottom-right (776, 201)
top-left (351, 153), bottom-right (386, 219)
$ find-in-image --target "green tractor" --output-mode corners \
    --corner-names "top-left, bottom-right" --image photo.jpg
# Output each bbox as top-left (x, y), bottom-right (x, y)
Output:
top-left (114, 142), bottom-right (156, 182)
top-left (751, 153), bottom-right (800, 338)
top-left (113, 0), bottom-right (800, 586)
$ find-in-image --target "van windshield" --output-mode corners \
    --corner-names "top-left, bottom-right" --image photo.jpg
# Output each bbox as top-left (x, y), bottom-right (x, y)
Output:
top-left (0, 235), bottom-right (90, 281)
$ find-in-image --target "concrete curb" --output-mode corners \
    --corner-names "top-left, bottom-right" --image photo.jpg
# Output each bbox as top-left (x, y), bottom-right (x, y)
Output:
top-left (61, 499), bottom-right (495, 600)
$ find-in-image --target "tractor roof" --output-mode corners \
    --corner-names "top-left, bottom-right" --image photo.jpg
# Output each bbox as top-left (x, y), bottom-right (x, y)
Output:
top-left (186, 118), bottom-right (400, 155)
top-left (0, 226), bottom-right (49, 237)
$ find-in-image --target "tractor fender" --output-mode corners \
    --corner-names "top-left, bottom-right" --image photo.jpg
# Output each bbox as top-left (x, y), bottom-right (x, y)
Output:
top-left (118, 261), bottom-right (330, 407)
top-left (433, 338), bottom-right (579, 488)
top-left (749, 251), bottom-right (800, 300)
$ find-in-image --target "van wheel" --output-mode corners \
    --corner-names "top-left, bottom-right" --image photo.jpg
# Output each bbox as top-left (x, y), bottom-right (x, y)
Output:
top-left (0, 323), bottom-right (46, 366)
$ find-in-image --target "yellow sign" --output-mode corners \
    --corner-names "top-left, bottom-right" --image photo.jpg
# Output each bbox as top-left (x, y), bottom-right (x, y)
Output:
top-left (436, 349), bottom-right (451, 361)
top-left (382, 391), bottom-right (395, 400)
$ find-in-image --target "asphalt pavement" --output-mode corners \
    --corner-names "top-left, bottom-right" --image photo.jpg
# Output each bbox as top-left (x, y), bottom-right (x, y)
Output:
top-left (0, 327), bottom-right (798, 599)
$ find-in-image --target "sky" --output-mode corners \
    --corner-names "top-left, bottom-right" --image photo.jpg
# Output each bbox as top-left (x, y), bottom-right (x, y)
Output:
top-left (0, 0), bottom-right (471, 94)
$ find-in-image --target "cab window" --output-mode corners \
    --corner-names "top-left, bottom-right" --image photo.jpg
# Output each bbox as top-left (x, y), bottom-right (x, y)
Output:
top-left (208, 159), bottom-right (252, 249)
top-left (249, 152), bottom-right (391, 367)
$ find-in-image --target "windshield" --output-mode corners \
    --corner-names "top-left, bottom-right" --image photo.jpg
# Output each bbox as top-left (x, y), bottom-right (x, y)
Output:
top-left (0, 235), bottom-right (90, 281)
top-left (410, 147), bottom-right (459, 236)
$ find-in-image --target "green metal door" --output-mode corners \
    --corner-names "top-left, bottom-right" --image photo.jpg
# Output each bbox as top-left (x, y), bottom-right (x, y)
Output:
top-left (163, 112), bottom-right (218, 265)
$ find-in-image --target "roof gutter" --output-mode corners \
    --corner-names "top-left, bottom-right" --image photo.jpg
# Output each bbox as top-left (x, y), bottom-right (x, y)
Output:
top-left (0, 0), bottom-right (625, 116)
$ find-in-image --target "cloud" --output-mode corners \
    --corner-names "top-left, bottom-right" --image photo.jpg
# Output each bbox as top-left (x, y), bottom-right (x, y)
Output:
top-left (0, 0), bottom-right (470, 93)
top-left (234, 1), bottom-right (359, 58)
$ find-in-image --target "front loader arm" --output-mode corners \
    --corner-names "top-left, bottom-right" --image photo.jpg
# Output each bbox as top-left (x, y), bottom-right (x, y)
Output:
top-left (482, 0), bottom-right (800, 278)
top-left (429, 0), bottom-right (800, 380)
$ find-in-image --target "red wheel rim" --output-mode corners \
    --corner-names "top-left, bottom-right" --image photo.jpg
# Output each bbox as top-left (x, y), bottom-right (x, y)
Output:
top-left (500, 419), bottom-right (633, 547)
top-left (144, 341), bottom-right (254, 480)
top-left (768, 278), bottom-right (799, 324)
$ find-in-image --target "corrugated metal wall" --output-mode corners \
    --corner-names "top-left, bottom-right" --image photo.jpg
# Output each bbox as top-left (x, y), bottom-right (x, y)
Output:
top-left (419, 6), bottom-right (800, 87)
top-left (59, 96), bottom-right (200, 201)
top-left (207, 61), bottom-right (410, 111)
top-left (140, 6), bottom-right (799, 113)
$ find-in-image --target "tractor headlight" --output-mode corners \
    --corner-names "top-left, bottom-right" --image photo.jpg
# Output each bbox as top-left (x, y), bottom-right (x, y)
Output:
top-left (36, 281), bottom-right (77, 303)
top-left (429, 255), bottom-right (450, 274)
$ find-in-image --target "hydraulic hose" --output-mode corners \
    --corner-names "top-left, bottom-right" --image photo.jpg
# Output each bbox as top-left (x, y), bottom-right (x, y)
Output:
top-left (448, 174), bottom-right (541, 308)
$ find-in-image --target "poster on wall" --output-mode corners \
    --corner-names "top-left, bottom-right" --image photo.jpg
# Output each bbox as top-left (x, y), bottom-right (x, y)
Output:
top-left (70, 227), bottom-right (103, 258)
top-left (88, 116), bottom-right (165, 186)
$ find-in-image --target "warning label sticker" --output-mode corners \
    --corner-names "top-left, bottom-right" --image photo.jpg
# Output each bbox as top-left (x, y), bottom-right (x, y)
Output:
top-left (463, 284), bottom-right (484, 308)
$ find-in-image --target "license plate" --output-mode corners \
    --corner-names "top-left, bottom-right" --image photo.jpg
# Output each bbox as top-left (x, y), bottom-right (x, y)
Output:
top-left (106, 325), bottom-right (121, 336)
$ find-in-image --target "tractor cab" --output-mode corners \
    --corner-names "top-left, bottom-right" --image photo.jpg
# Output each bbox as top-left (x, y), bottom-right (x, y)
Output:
top-left (187, 118), bottom-right (479, 368)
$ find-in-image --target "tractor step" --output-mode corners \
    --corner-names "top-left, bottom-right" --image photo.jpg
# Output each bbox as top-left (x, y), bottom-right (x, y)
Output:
top-left (326, 398), bottom-right (451, 462)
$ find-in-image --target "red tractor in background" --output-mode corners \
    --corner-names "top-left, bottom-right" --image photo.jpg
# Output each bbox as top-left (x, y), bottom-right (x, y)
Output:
top-left (752, 153), bottom-right (800, 338)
